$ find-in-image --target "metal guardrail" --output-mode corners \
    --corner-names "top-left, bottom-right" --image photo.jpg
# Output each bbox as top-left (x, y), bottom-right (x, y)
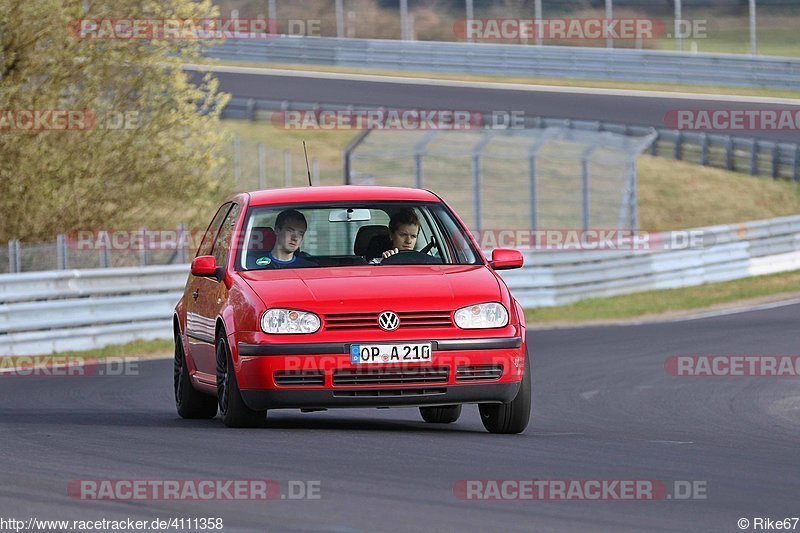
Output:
top-left (0, 265), bottom-right (186, 356)
top-left (2, 216), bottom-right (800, 355)
top-left (504, 214), bottom-right (800, 307)
top-left (204, 36), bottom-right (800, 90)
top-left (221, 97), bottom-right (800, 182)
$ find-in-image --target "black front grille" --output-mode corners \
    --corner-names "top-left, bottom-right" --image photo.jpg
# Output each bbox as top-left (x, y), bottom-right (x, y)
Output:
top-left (333, 388), bottom-right (447, 398)
top-left (274, 370), bottom-right (325, 387)
top-left (455, 365), bottom-right (504, 382)
top-left (333, 367), bottom-right (449, 386)
top-left (324, 311), bottom-right (452, 330)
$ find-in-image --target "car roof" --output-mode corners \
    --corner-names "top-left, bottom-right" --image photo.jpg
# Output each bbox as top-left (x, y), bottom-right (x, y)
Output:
top-left (246, 186), bottom-right (440, 207)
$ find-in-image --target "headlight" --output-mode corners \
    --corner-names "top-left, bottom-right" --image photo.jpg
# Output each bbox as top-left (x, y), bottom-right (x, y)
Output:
top-left (454, 302), bottom-right (508, 329)
top-left (261, 309), bottom-right (320, 334)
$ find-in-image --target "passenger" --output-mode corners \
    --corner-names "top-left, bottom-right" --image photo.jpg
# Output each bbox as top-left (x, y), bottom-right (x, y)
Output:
top-left (255, 209), bottom-right (316, 269)
top-left (381, 208), bottom-right (420, 259)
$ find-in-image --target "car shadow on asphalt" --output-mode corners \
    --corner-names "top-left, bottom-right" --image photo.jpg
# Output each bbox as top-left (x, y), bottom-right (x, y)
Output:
top-left (259, 413), bottom-right (489, 434)
top-left (0, 409), bottom-right (498, 435)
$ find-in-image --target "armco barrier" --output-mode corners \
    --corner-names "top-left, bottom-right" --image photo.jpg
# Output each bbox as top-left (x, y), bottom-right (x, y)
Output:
top-left (1, 216), bottom-right (799, 355)
top-left (0, 265), bottom-right (186, 356)
top-left (505, 214), bottom-right (800, 307)
top-left (203, 36), bottom-right (800, 90)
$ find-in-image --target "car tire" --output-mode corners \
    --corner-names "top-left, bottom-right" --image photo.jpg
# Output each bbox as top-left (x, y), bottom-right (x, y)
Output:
top-left (419, 405), bottom-right (462, 424)
top-left (479, 349), bottom-right (531, 434)
top-left (174, 333), bottom-right (217, 419)
top-left (217, 338), bottom-right (266, 428)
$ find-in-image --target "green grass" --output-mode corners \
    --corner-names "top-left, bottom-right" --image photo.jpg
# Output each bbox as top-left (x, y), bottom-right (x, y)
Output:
top-left (637, 156), bottom-right (800, 230)
top-left (5, 339), bottom-right (174, 362)
top-left (650, 17), bottom-right (800, 58)
top-left (525, 270), bottom-right (800, 324)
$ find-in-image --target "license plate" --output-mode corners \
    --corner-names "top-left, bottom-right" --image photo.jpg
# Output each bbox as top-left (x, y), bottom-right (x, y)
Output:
top-left (350, 343), bottom-right (432, 365)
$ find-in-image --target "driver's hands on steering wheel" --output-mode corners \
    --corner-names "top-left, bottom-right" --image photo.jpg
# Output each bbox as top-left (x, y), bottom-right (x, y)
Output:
top-left (381, 248), bottom-right (400, 259)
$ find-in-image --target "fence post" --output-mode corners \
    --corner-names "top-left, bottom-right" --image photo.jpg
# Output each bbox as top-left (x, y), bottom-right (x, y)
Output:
top-left (56, 234), bottom-right (69, 270)
top-left (336, 0), bottom-right (345, 38)
top-left (674, 131), bottom-right (683, 161)
top-left (233, 136), bottom-right (241, 184)
top-left (342, 129), bottom-right (373, 184)
top-left (471, 153), bottom-right (481, 232)
top-left (581, 157), bottom-right (590, 231)
top-left (750, 140), bottom-right (758, 176)
top-left (470, 132), bottom-right (496, 233)
top-left (400, 0), bottom-right (409, 40)
top-left (749, 0), bottom-right (757, 55)
top-left (794, 145), bottom-right (800, 182)
top-left (528, 155), bottom-right (537, 231)
top-left (177, 224), bottom-right (188, 264)
top-left (99, 231), bottom-right (111, 268)
top-left (8, 240), bottom-right (20, 273)
top-left (725, 136), bottom-right (734, 171)
top-left (628, 160), bottom-right (638, 229)
top-left (771, 144), bottom-right (780, 179)
top-left (412, 131), bottom-right (437, 190)
top-left (580, 145), bottom-right (597, 231)
top-left (247, 98), bottom-right (256, 121)
top-left (700, 133), bottom-right (709, 166)
top-left (283, 150), bottom-right (292, 187)
top-left (258, 143), bottom-right (267, 189)
top-left (139, 228), bottom-right (148, 267)
top-left (413, 153), bottom-right (423, 189)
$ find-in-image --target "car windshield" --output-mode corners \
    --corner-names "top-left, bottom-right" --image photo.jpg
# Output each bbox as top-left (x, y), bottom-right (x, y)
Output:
top-left (236, 202), bottom-right (481, 270)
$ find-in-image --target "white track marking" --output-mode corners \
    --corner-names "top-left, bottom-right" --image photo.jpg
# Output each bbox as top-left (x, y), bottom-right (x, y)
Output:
top-left (580, 390), bottom-right (601, 400)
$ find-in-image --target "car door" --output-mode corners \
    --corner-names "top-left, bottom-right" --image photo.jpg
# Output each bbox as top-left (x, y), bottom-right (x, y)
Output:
top-left (186, 203), bottom-right (232, 378)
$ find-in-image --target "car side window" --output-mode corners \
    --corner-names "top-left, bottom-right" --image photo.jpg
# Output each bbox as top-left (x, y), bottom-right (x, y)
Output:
top-left (212, 204), bottom-right (241, 267)
top-left (197, 203), bottom-right (232, 258)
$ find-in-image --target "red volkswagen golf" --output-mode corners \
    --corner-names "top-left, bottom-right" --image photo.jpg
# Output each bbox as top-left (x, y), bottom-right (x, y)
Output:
top-left (173, 186), bottom-right (530, 433)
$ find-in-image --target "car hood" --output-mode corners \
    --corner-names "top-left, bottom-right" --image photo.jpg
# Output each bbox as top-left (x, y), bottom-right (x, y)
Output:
top-left (238, 265), bottom-right (502, 313)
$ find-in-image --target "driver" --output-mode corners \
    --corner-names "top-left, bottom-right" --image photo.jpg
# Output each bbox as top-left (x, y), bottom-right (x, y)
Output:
top-left (381, 208), bottom-right (420, 260)
top-left (256, 209), bottom-right (317, 269)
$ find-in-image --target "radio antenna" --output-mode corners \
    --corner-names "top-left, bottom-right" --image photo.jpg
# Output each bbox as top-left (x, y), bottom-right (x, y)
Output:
top-left (303, 141), bottom-right (313, 186)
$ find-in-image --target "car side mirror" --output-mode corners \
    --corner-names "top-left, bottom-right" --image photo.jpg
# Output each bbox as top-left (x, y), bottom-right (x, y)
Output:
top-left (191, 255), bottom-right (219, 278)
top-left (490, 249), bottom-right (523, 270)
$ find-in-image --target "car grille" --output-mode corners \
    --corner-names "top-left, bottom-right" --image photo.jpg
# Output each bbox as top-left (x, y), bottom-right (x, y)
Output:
top-left (274, 370), bottom-right (325, 387)
top-left (333, 367), bottom-right (449, 386)
top-left (324, 311), bottom-right (452, 330)
top-left (333, 388), bottom-right (447, 398)
top-left (455, 364), bottom-right (504, 382)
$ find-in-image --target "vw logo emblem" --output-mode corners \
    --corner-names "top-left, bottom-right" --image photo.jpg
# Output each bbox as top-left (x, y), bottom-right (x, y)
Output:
top-left (378, 311), bottom-right (400, 331)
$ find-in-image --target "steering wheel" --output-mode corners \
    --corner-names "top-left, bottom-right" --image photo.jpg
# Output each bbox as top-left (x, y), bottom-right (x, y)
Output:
top-left (380, 250), bottom-right (441, 265)
top-left (419, 235), bottom-right (438, 255)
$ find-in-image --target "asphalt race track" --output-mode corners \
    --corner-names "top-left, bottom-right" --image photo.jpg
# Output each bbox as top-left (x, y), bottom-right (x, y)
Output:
top-left (2, 303), bottom-right (798, 532)
top-left (200, 67), bottom-right (800, 143)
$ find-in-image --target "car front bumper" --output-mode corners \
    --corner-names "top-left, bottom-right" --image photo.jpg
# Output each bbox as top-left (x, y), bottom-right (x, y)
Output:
top-left (232, 336), bottom-right (525, 411)
top-left (240, 381), bottom-right (521, 410)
